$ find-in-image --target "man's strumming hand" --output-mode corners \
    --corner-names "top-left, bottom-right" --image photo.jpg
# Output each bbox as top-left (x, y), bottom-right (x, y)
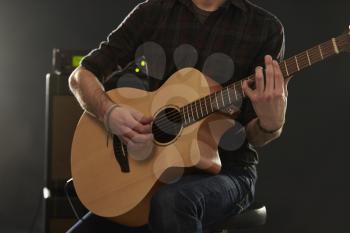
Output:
top-left (105, 105), bottom-right (154, 151)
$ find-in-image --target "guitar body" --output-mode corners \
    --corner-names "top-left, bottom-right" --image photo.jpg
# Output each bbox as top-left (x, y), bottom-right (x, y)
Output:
top-left (71, 68), bottom-right (235, 226)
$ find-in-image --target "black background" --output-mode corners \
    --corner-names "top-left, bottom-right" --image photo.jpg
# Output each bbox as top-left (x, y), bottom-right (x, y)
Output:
top-left (0, 0), bottom-right (349, 232)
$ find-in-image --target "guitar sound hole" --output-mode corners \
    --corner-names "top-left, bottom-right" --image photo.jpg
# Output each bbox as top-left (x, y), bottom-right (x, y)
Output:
top-left (152, 107), bottom-right (183, 145)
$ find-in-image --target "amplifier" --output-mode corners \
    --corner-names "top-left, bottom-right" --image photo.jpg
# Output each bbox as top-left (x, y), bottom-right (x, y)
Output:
top-left (52, 48), bottom-right (89, 76)
top-left (44, 72), bottom-right (87, 233)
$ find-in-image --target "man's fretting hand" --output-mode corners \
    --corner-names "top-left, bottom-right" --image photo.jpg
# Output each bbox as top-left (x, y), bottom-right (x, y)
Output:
top-left (242, 55), bottom-right (291, 132)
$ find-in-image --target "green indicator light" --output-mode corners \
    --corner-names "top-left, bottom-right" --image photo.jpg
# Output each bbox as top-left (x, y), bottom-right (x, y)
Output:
top-left (141, 60), bottom-right (146, 67)
top-left (72, 55), bottom-right (84, 67)
top-left (135, 68), bottom-right (140, 73)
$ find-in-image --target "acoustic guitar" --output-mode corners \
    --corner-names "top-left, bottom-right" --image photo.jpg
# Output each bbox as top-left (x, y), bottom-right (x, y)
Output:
top-left (71, 28), bottom-right (350, 226)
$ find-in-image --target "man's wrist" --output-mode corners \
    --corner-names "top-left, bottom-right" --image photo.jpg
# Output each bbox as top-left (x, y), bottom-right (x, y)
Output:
top-left (98, 98), bottom-right (115, 121)
top-left (257, 119), bottom-right (283, 134)
top-left (103, 103), bottom-right (119, 133)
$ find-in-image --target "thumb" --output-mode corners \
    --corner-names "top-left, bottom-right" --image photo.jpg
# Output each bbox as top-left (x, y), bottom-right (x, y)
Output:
top-left (130, 109), bottom-right (153, 124)
top-left (139, 115), bottom-right (153, 124)
top-left (284, 76), bottom-right (293, 97)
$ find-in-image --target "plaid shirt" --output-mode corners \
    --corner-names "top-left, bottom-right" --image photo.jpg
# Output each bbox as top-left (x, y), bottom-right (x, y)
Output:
top-left (82, 0), bottom-right (285, 166)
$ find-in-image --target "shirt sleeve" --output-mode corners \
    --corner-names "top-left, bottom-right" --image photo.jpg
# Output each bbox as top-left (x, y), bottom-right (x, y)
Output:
top-left (80, 1), bottom-right (154, 81)
top-left (237, 17), bottom-right (285, 126)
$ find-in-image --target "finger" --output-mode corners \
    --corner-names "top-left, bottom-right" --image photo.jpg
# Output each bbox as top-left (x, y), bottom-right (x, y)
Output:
top-left (121, 127), bottom-right (138, 140)
top-left (284, 76), bottom-right (293, 97)
top-left (123, 137), bottom-right (136, 148)
top-left (125, 115), bottom-right (151, 134)
top-left (129, 133), bottom-right (153, 144)
top-left (242, 80), bottom-right (254, 100)
top-left (130, 109), bottom-right (153, 124)
top-left (255, 66), bottom-right (264, 93)
top-left (139, 115), bottom-right (153, 124)
top-left (122, 125), bottom-right (153, 143)
top-left (123, 135), bottom-right (150, 151)
top-left (119, 136), bottom-right (131, 146)
top-left (129, 110), bottom-right (153, 133)
top-left (284, 76), bottom-right (292, 87)
top-left (117, 128), bottom-right (135, 146)
top-left (133, 123), bottom-right (152, 134)
top-left (265, 55), bottom-right (274, 92)
top-left (273, 60), bottom-right (284, 94)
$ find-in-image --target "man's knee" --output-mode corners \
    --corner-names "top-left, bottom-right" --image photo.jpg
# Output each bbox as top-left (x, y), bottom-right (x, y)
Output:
top-left (149, 187), bottom-right (199, 233)
top-left (150, 187), bottom-right (177, 214)
top-left (149, 186), bottom-right (200, 223)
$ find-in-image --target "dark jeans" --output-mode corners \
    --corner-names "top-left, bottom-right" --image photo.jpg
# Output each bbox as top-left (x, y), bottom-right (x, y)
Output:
top-left (67, 166), bottom-right (256, 233)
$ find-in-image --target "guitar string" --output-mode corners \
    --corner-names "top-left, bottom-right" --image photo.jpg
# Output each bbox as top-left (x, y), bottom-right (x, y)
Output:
top-left (150, 37), bottom-right (349, 133)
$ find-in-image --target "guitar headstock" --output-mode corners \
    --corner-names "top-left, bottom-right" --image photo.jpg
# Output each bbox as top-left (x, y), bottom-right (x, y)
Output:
top-left (337, 25), bottom-right (350, 53)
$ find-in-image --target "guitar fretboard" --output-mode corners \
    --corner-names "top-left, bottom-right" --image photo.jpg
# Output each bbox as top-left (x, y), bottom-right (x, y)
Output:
top-left (180, 33), bottom-right (349, 127)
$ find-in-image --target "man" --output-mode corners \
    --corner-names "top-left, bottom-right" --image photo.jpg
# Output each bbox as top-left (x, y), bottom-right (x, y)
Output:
top-left (68, 0), bottom-right (290, 232)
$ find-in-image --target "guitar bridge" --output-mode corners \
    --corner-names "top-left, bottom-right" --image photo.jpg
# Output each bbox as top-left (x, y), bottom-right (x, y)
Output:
top-left (112, 135), bottom-right (130, 173)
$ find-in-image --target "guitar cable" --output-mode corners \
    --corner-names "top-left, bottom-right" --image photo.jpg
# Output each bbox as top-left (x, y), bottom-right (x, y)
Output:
top-left (64, 178), bottom-right (83, 221)
top-left (28, 191), bottom-right (43, 233)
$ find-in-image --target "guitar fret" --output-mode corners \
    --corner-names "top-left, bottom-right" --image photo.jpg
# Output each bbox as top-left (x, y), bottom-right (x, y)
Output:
top-left (183, 106), bottom-right (186, 124)
top-left (287, 57), bottom-right (299, 74)
top-left (332, 38), bottom-right (340, 54)
top-left (190, 103), bottom-right (195, 121)
top-left (204, 97), bottom-right (209, 115)
top-left (294, 56), bottom-right (300, 71)
top-left (186, 109), bottom-right (189, 124)
top-left (181, 105), bottom-right (187, 125)
top-left (227, 88), bottom-right (232, 104)
top-left (233, 84), bottom-right (238, 100)
top-left (310, 46), bottom-right (322, 64)
top-left (194, 102), bottom-right (199, 119)
top-left (284, 61), bottom-right (290, 76)
top-left (298, 53), bottom-right (309, 70)
top-left (209, 95), bottom-right (214, 112)
top-left (306, 50), bottom-right (312, 65)
top-left (240, 80), bottom-right (245, 98)
top-left (188, 105), bottom-right (192, 123)
top-left (199, 100), bottom-right (204, 118)
top-left (309, 47), bottom-right (316, 64)
top-left (182, 109), bottom-right (187, 125)
top-left (215, 92), bottom-right (219, 110)
top-left (220, 90), bottom-right (225, 107)
top-left (319, 45), bottom-right (324, 59)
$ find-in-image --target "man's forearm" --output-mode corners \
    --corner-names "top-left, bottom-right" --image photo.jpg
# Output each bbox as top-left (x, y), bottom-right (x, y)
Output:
top-left (245, 118), bottom-right (282, 147)
top-left (68, 66), bottom-right (114, 121)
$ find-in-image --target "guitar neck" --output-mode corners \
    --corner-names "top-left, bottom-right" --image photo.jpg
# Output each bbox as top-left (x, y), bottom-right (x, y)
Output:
top-left (180, 33), bottom-right (349, 127)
